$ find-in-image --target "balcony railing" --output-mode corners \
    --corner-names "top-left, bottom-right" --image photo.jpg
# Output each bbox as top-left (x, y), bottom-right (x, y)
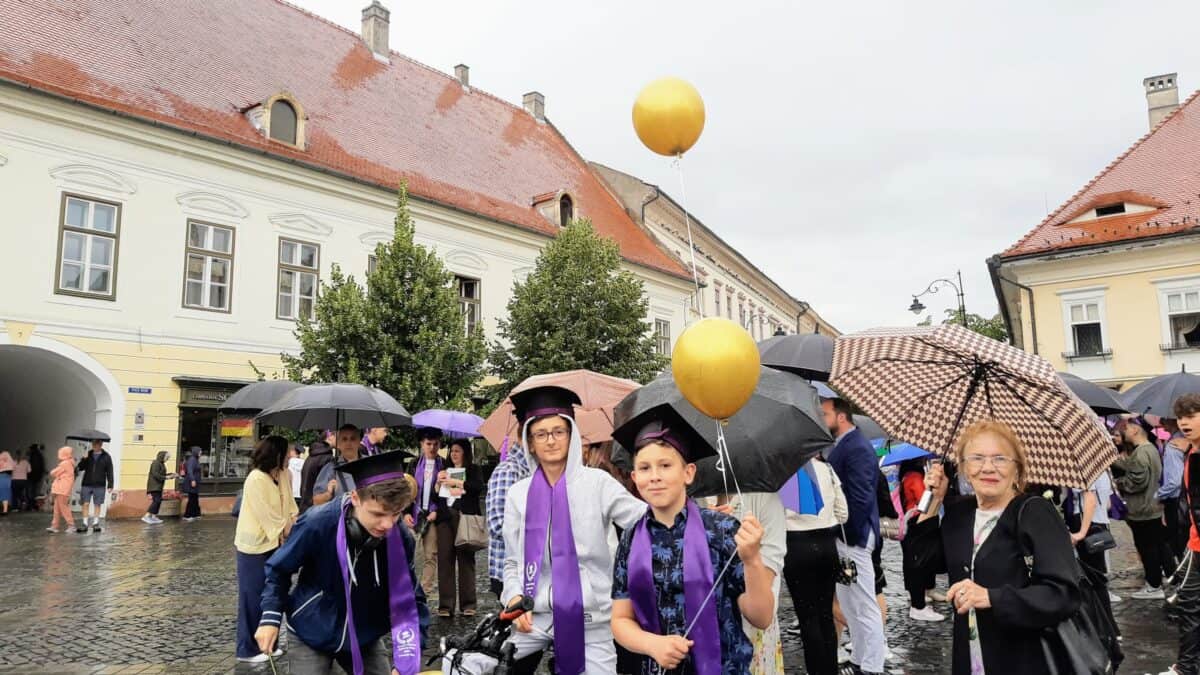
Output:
top-left (1062, 348), bottom-right (1113, 361)
top-left (1161, 341), bottom-right (1200, 353)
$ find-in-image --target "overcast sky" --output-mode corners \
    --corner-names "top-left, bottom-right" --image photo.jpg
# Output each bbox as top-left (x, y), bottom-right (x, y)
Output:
top-left (295, 0), bottom-right (1200, 333)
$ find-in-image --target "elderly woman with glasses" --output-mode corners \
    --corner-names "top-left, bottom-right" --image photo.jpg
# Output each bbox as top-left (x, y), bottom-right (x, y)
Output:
top-left (910, 420), bottom-right (1080, 675)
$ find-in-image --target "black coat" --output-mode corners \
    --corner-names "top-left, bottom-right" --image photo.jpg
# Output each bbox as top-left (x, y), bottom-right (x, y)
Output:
top-left (448, 465), bottom-right (483, 516)
top-left (298, 442), bottom-right (332, 513)
top-left (921, 493), bottom-right (1080, 674)
top-left (76, 450), bottom-right (114, 488)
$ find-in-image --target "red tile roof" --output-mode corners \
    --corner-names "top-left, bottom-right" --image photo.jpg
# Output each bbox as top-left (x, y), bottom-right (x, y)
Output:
top-left (0, 0), bottom-right (688, 279)
top-left (1001, 89), bottom-right (1200, 258)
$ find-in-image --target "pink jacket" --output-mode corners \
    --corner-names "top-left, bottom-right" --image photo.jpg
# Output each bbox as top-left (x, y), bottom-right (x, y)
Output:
top-left (50, 448), bottom-right (75, 496)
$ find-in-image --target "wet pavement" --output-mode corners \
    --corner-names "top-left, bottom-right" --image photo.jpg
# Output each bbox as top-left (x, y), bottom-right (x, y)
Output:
top-left (0, 510), bottom-right (1181, 674)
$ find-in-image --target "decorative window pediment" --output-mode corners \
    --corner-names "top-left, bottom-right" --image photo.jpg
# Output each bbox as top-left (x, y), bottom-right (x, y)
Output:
top-left (270, 212), bottom-right (333, 239)
top-left (359, 230), bottom-right (393, 247)
top-left (175, 191), bottom-right (249, 221)
top-left (444, 249), bottom-right (489, 273)
top-left (49, 164), bottom-right (137, 197)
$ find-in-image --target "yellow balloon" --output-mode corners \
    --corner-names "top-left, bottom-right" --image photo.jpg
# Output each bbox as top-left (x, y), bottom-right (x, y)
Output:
top-left (632, 77), bottom-right (706, 156)
top-left (672, 318), bottom-right (760, 420)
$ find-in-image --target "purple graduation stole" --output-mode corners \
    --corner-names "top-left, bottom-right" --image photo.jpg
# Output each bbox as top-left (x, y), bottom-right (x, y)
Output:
top-left (411, 455), bottom-right (442, 517)
top-left (627, 500), bottom-right (721, 675)
top-left (336, 496), bottom-right (420, 675)
top-left (522, 466), bottom-right (585, 675)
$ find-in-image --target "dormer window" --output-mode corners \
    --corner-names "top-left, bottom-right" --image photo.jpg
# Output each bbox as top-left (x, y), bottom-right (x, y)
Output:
top-left (559, 194), bottom-right (574, 227)
top-left (1095, 203), bottom-right (1126, 217)
top-left (270, 100), bottom-right (297, 145)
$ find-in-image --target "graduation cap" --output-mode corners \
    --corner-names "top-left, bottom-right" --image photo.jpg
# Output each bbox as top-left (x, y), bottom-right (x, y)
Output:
top-left (611, 403), bottom-right (717, 463)
top-left (511, 386), bottom-right (581, 425)
top-left (336, 450), bottom-right (410, 488)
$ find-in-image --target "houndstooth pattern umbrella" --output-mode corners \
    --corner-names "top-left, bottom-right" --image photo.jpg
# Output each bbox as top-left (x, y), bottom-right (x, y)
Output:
top-left (830, 324), bottom-right (1116, 489)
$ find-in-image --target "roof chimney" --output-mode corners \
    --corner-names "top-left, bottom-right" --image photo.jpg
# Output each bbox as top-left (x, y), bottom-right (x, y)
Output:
top-left (523, 91), bottom-right (545, 122)
top-left (455, 64), bottom-right (470, 87)
top-left (1144, 73), bottom-right (1179, 129)
top-left (361, 1), bottom-right (390, 60)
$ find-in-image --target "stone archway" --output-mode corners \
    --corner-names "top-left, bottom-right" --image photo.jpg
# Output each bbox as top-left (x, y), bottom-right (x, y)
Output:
top-left (0, 334), bottom-right (125, 490)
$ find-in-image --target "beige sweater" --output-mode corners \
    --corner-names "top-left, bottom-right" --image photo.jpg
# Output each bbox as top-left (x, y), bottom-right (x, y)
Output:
top-left (235, 469), bottom-right (298, 554)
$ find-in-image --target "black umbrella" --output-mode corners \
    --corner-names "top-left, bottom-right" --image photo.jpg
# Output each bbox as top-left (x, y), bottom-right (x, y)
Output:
top-left (1121, 367), bottom-right (1200, 418)
top-left (256, 383), bottom-right (412, 431)
top-left (758, 333), bottom-right (835, 382)
top-left (219, 380), bottom-right (303, 413)
top-left (1058, 372), bottom-right (1128, 416)
top-left (66, 429), bottom-right (110, 442)
top-left (613, 367), bottom-right (833, 497)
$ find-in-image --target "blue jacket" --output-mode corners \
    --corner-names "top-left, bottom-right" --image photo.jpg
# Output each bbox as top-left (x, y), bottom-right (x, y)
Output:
top-left (827, 428), bottom-right (880, 548)
top-left (260, 498), bottom-right (429, 655)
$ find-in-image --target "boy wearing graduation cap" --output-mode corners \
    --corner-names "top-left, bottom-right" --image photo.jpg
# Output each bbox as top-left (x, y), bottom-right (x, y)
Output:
top-left (255, 451), bottom-right (428, 675)
top-left (501, 385), bottom-right (646, 674)
top-left (610, 404), bottom-right (776, 675)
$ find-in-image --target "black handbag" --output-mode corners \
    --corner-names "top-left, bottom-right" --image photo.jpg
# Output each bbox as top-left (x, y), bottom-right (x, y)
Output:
top-left (1017, 500), bottom-right (1123, 675)
top-left (1082, 525), bottom-right (1117, 556)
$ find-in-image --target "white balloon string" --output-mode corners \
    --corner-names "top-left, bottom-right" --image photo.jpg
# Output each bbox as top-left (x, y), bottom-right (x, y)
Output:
top-left (673, 152), bottom-right (702, 309)
top-left (683, 420), bottom-right (744, 639)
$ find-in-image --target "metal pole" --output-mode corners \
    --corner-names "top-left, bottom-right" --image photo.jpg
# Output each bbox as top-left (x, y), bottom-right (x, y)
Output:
top-left (956, 269), bottom-right (967, 327)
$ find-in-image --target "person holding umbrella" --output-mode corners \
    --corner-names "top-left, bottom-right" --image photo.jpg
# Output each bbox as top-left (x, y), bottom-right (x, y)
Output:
top-left (75, 438), bottom-right (114, 532)
top-left (610, 403), bottom-right (775, 674)
top-left (312, 425), bottom-right (366, 507)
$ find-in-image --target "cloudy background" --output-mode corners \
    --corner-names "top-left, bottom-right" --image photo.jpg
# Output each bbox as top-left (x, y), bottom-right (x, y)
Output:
top-left (296, 0), bottom-right (1200, 333)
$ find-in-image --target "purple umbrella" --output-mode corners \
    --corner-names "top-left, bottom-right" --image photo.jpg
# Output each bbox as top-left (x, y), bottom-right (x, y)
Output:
top-left (412, 409), bottom-right (484, 439)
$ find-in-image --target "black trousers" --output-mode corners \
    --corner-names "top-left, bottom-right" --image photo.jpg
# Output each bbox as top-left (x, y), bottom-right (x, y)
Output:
top-left (1166, 497), bottom-right (1190, 563)
top-left (1176, 552), bottom-right (1200, 674)
top-left (784, 527), bottom-right (839, 675)
top-left (184, 492), bottom-right (201, 518)
top-left (1128, 517), bottom-right (1170, 587)
top-left (901, 533), bottom-right (937, 610)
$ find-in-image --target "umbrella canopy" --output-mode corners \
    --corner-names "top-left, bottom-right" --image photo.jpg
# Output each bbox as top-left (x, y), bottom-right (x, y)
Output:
top-left (478, 369), bottom-right (640, 452)
top-left (758, 333), bottom-right (835, 381)
top-left (1120, 367), bottom-right (1200, 418)
top-left (256, 383), bottom-right (412, 431)
top-left (411, 409), bottom-right (484, 439)
top-left (219, 380), bottom-right (303, 413)
top-left (613, 367), bottom-right (833, 497)
top-left (879, 442), bottom-right (937, 468)
top-left (66, 429), bottom-right (110, 442)
top-left (1057, 372), bottom-right (1128, 416)
top-left (830, 324), bottom-right (1117, 489)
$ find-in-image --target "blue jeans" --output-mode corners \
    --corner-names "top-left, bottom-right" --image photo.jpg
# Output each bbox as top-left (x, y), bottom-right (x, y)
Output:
top-left (236, 549), bottom-right (274, 658)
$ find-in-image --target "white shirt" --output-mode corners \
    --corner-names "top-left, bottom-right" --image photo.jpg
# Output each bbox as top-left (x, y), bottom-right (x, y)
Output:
top-left (785, 460), bottom-right (849, 532)
top-left (974, 507), bottom-right (1003, 550)
top-left (1074, 473), bottom-right (1113, 526)
top-left (288, 457), bottom-right (303, 500)
top-left (421, 461), bottom-right (435, 511)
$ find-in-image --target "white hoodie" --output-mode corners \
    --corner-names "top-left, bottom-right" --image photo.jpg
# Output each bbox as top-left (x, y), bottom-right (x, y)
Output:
top-left (501, 415), bottom-right (645, 639)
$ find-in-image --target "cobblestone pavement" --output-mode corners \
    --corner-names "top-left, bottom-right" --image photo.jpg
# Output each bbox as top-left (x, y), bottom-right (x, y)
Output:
top-left (0, 511), bottom-right (1181, 674)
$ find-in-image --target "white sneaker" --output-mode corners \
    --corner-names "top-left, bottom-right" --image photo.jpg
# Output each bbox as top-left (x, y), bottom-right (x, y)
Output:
top-left (926, 589), bottom-right (948, 603)
top-left (182, 517), bottom-right (196, 522)
top-left (271, 649), bottom-right (283, 657)
top-left (141, 515), bottom-right (155, 524)
top-left (1108, 591), bottom-right (1122, 603)
top-left (236, 654), bottom-right (270, 663)
top-left (1131, 584), bottom-right (1165, 600)
top-left (909, 605), bottom-right (945, 622)
top-left (150, 516), bottom-right (164, 524)
top-left (45, 527), bottom-right (59, 533)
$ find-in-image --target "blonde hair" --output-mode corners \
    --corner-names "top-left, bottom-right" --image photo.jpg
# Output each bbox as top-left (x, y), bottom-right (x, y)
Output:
top-left (954, 419), bottom-right (1028, 493)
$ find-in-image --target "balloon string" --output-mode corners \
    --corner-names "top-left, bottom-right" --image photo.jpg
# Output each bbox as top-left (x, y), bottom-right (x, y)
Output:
top-left (673, 153), bottom-right (702, 313)
top-left (683, 420), bottom-right (743, 640)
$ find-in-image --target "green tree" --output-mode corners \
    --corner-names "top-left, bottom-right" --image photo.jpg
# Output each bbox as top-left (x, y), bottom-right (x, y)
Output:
top-left (488, 219), bottom-right (667, 397)
top-left (283, 183), bottom-right (487, 412)
top-left (919, 309), bottom-right (1009, 342)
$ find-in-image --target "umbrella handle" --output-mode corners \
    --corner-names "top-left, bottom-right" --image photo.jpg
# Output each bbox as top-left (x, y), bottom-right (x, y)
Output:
top-left (917, 489), bottom-right (935, 515)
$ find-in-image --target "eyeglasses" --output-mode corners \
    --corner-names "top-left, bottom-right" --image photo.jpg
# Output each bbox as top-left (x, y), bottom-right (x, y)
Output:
top-left (531, 429), bottom-right (569, 443)
top-left (963, 454), bottom-right (1014, 470)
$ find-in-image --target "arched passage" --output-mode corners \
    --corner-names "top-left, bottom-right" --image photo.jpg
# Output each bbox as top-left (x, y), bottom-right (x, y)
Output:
top-left (0, 334), bottom-right (124, 490)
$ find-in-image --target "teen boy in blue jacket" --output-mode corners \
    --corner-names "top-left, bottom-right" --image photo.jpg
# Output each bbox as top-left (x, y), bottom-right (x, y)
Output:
top-left (255, 452), bottom-right (429, 675)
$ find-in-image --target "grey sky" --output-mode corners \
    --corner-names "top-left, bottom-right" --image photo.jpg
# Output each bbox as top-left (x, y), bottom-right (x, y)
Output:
top-left (294, 0), bottom-right (1200, 333)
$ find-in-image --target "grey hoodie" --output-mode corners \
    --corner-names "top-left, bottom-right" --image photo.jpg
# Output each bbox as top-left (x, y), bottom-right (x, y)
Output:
top-left (502, 415), bottom-right (645, 639)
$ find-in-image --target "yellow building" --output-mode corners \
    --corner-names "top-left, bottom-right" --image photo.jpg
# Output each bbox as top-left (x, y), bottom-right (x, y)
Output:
top-left (990, 73), bottom-right (1200, 390)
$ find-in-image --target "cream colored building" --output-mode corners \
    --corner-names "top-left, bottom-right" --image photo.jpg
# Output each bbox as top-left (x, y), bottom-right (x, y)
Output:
top-left (592, 163), bottom-right (838, 344)
top-left (991, 73), bottom-right (1200, 390)
top-left (0, 0), bottom-right (695, 511)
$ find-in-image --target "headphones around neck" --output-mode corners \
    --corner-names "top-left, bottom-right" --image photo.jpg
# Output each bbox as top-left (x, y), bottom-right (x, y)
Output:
top-left (345, 510), bottom-right (384, 551)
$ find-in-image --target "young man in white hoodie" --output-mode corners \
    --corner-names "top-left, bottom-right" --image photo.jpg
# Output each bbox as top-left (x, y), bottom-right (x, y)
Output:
top-left (502, 386), bottom-right (646, 674)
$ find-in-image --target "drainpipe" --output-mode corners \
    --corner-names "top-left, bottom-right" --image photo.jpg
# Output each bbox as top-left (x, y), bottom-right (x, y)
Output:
top-left (987, 256), bottom-right (1038, 355)
top-left (795, 301), bottom-right (812, 334)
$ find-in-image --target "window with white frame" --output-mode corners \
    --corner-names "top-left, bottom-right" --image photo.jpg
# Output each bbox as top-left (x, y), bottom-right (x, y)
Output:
top-left (654, 319), bottom-right (671, 356)
top-left (57, 194), bottom-right (120, 299)
top-left (183, 222), bottom-right (234, 311)
top-left (277, 238), bottom-right (319, 320)
top-left (1066, 300), bottom-right (1104, 356)
top-left (457, 276), bottom-right (481, 335)
top-left (1166, 289), bottom-right (1200, 349)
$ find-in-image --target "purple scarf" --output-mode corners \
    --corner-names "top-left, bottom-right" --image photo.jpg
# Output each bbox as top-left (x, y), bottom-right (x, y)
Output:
top-left (336, 495), bottom-right (420, 675)
top-left (411, 455), bottom-right (442, 518)
top-left (627, 500), bottom-right (721, 675)
top-left (522, 465), bottom-right (585, 675)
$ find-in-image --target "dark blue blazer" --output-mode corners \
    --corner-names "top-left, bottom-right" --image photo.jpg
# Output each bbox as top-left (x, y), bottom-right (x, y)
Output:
top-left (827, 427), bottom-right (881, 548)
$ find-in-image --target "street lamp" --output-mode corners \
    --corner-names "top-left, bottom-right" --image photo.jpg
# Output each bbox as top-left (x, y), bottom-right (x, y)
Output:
top-left (909, 270), bottom-right (967, 327)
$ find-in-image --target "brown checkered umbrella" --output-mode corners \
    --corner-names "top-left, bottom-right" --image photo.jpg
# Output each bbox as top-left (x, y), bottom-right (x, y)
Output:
top-left (829, 324), bottom-right (1116, 488)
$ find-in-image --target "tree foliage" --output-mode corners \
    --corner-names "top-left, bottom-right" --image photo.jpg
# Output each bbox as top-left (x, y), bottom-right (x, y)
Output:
top-left (283, 183), bottom-right (487, 412)
top-left (919, 309), bottom-right (1009, 342)
top-left (488, 219), bottom-right (667, 397)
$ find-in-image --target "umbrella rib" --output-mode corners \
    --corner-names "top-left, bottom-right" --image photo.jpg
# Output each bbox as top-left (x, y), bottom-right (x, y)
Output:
top-left (940, 363), bottom-right (985, 457)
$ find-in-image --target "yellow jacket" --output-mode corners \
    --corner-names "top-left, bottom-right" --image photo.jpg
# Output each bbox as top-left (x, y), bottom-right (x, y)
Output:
top-left (235, 468), bottom-right (299, 554)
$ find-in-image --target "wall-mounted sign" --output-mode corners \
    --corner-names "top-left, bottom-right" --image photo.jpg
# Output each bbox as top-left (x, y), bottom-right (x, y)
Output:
top-left (129, 387), bottom-right (152, 394)
top-left (134, 407), bottom-right (145, 430)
